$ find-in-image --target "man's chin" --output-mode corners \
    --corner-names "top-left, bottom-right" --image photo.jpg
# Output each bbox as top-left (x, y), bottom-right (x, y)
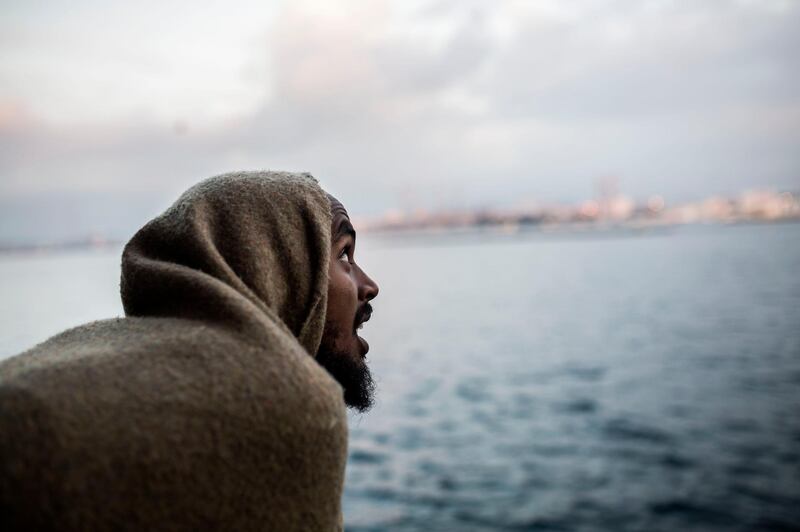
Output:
top-left (315, 347), bottom-right (375, 413)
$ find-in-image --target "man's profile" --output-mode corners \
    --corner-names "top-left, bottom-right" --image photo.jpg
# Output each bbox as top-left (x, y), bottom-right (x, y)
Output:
top-left (0, 171), bottom-right (379, 531)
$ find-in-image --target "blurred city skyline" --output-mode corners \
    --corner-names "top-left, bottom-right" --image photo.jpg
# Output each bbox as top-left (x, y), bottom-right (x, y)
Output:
top-left (1, 0), bottom-right (799, 243)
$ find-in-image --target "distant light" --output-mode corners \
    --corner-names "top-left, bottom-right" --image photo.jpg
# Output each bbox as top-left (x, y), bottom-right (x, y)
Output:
top-left (647, 196), bottom-right (665, 212)
top-left (580, 200), bottom-right (599, 217)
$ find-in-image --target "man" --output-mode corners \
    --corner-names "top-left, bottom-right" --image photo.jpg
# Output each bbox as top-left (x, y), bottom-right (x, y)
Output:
top-left (318, 194), bottom-right (379, 413)
top-left (0, 171), bottom-right (379, 531)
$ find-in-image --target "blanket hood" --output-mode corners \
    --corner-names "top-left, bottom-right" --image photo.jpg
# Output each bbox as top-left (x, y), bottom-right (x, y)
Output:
top-left (121, 170), bottom-right (332, 356)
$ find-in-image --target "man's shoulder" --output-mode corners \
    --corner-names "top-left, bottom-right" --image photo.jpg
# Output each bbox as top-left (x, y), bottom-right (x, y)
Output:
top-left (0, 317), bottom-right (225, 380)
top-left (0, 315), bottom-right (349, 531)
top-left (0, 315), bottom-right (346, 422)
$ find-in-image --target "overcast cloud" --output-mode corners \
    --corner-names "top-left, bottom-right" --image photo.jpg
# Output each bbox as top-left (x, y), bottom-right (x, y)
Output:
top-left (1, 0), bottom-right (798, 243)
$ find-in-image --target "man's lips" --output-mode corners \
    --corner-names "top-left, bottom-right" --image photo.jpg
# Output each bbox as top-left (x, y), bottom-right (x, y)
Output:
top-left (357, 335), bottom-right (369, 355)
top-left (355, 303), bottom-right (373, 355)
top-left (354, 303), bottom-right (373, 331)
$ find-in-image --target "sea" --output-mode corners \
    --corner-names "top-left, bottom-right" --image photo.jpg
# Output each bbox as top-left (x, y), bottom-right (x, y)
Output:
top-left (1, 222), bottom-right (799, 531)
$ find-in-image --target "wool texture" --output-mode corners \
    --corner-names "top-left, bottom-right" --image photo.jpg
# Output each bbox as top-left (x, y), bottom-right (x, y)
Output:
top-left (0, 171), bottom-right (347, 531)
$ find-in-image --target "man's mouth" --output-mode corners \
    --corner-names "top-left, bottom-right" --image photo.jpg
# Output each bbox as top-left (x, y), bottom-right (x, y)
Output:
top-left (354, 303), bottom-right (373, 332)
top-left (357, 335), bottom-right (369, 355)
top-left (354, 303), bottom-right (373, 354)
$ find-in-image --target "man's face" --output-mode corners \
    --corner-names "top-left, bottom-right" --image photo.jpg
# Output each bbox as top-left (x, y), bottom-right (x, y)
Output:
top-left (316, 195), bottom-right (380, 412)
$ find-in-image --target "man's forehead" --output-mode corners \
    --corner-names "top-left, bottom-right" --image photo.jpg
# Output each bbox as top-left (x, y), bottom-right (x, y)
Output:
top-left (327, 193), bottom-right (355, 243)
top-left (327, 194), bottom-right (349, 220)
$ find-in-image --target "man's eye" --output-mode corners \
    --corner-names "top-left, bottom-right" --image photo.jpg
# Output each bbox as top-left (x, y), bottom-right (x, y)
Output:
top-left (338, 247), bottom-right (351, 262)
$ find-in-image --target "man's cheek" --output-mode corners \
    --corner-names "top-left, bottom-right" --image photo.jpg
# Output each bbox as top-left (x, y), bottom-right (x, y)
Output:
top-left (331, 268), bottom-right (357, 299)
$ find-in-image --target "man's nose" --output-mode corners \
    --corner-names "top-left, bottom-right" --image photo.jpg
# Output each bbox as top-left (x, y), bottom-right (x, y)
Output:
top-left (358, 267), bottom-right (379, 302)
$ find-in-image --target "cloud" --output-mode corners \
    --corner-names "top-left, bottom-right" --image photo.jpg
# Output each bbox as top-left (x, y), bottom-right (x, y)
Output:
top-left (0, 0), bottom-right (798, 242)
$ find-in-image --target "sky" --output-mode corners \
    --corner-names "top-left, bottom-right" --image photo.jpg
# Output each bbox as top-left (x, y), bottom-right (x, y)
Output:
top-left (1, 0), bottom-right (799, 243)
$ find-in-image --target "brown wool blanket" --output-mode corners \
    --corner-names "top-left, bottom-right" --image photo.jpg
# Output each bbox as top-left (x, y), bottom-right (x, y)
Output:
top-left (0, 171), bottom-right (347, 531)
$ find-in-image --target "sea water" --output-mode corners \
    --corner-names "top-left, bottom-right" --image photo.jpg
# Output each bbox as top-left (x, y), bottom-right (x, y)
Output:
top-left (1, 223), bottom-right (799, 531)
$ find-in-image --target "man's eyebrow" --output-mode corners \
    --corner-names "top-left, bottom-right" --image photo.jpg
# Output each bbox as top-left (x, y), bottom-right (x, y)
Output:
top-left (334, 218), bottom-right (357, 242)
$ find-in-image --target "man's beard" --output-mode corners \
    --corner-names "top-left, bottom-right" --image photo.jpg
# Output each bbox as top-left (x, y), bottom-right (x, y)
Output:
top-left (316, 340), bottom-right (375, 413)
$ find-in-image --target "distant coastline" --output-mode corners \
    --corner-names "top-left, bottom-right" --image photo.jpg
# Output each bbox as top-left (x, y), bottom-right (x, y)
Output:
top-left (2, 188), bottom-right (798, 255)
top-left (0, 236), bottom-right (121, 256)
top-left (355, 188), bottom-right (800, 234)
